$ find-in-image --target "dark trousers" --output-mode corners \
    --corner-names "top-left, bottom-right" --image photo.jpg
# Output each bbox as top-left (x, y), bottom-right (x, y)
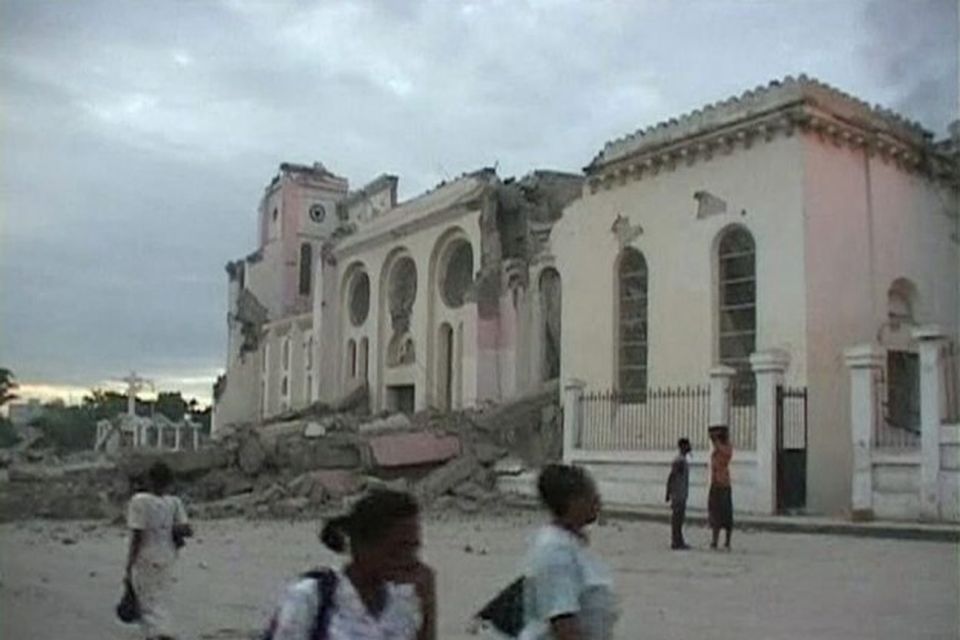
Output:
top-left (671, 501), bottom-right (687, 547)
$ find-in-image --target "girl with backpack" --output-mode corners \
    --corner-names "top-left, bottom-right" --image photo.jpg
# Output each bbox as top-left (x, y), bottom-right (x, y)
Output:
top-left (265, 489), bottom-right (436, 640)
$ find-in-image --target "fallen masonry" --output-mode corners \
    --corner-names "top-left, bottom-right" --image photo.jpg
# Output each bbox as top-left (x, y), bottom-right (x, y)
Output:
top-left (0, 386), bottom-right (560, 523)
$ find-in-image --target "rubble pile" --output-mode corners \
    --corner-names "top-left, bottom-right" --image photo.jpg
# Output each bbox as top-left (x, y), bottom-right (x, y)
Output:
top-left (0, 386), bottom-right (560, 523)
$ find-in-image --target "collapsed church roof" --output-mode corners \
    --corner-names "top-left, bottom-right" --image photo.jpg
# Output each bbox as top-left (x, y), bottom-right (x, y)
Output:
top-left (585, 74), bottom-right (957, 189)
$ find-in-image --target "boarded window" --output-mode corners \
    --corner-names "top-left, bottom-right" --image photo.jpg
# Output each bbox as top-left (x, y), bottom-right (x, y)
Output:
top-left (618, 249), bottom-right (648, 401)
top-left (718, 227), bottom-right (756, 402)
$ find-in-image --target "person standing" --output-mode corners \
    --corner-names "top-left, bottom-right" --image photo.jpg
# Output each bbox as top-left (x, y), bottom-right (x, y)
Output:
top-left (520, 464), bottom-right (618, 640)
top-left (125, 461), bottom-right (191, 640)
top-left (707, 425), bottom-right (734, 550)
top-left (665, 438), bottom-right (692, 550)
top-left (266, 488), bottom-right (436, 640)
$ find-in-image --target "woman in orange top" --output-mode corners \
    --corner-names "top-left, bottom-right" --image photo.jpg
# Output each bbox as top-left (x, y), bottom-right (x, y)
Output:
top-left (708, 425), bottom-right (734, 550)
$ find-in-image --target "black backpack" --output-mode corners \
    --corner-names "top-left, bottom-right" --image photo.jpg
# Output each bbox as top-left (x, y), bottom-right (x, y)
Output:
top-left (475, 576), bottom-right (525, 638)
top-left (261, 568), bottom-right (338, 640)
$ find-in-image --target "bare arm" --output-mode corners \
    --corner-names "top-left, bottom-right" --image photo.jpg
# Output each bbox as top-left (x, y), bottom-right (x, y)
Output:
top-left (549, 614), bottom-right (582, 640)
top-left (125, 529), bottom-right (144, 579)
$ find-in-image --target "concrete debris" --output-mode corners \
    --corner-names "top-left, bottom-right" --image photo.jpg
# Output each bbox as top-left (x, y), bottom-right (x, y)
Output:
top-left (303, 422), bottom-right (327, 438)
top-left (358, 413), bottom-right (411, 435)
top-left (0, 388), bottom-right (560, 523)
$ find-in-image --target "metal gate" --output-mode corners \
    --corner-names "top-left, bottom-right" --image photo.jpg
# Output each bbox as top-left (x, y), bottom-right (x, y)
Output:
top-left (776, 386), bottom-right (808, 513)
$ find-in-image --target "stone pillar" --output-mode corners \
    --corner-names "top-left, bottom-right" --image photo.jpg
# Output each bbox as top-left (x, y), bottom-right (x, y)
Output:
top-left (174, 425), bottom-right (182, 451)
top-left (709, 366), bottom-right (736, 428)
top-left (193, 427), bottom-right (200, 451)
top-left (914, 325), bottom-right (946, 520)
top-left (562, 379), bottom-right (585, 461)
top-left (844, 344), bottom-right (884, 521)
top-left (750, 349), bottom-right (790, 515)
top-left (156, 425), bottom-right (164, 450)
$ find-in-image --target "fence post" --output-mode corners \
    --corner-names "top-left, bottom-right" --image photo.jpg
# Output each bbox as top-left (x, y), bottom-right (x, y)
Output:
top-left (562, 379), bottom-right (586, 462)
top-left (913, 325), bottom-right (946, 520)
top-left (750, 349), bottom-right (790, 515)
top-left (708, 366), bottom-right (736, 427)
top-left (844, 344), bottom-right (884, 521)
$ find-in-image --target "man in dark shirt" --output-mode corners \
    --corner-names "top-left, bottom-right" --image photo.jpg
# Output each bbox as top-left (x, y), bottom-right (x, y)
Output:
top-left (665, 437), bottom-right (692, 550)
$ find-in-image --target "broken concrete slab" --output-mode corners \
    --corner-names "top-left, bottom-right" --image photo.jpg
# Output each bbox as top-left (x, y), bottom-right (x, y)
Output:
top-left (414, 455), bottom-right (481, 503)
top-left (359, 413), bottom-right (411, 435)
top-left (494, 457), bottom-right (526, 476)
top-left (120, 448), bottom-right (230, 479)
top-left (237, 436), bottom-right (268, 476)
top-left (303, 422), bottom-right (327, 438)
top-left (369, 432), bottom-right (461, 469)
top-left (331, 382), bottom-right (369, 414)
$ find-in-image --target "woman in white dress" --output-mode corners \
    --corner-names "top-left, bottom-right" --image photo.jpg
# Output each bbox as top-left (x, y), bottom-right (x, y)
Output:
top-left (268, 489), bottom-right (437, 640)
top-left (520, 464), bottom-right (617, 640)
top-left (124, 461), bottom-right (192, 640)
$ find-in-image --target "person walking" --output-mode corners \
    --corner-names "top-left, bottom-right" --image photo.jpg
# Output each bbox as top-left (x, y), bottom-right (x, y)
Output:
top-left (520, 464), bottom-right (617, 640)
top-left (124, 461), bottom-right (192, 640)
top-left (266, 488), bottom-right (436, 640)
top-left (707, 425), bottom-right (734, 550)
top-left (665, 438), bottom-right (692, 550)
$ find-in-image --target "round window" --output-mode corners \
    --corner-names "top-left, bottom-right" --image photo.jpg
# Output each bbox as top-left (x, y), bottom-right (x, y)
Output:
top-left (349, 272), bottom-right (370, 327)
top-left (441, 241), bottom-right (473, 308)
top-left (309, 203), bottom-right (326, 223)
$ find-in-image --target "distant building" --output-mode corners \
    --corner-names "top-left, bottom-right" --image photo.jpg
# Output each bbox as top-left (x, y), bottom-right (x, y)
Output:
top-left (8, 399), bottom-right (44, 427)
top-left (212, 163), bottom-right (581, 433)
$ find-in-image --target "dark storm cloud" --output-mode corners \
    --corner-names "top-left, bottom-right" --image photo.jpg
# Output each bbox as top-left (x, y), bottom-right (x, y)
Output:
top-left (1, 0), bottom-right (955, 401)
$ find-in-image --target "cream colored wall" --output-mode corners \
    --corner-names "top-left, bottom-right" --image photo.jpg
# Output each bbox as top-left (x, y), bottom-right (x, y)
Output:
top-left (332, 211), bottom-right (484, 413)
top-left (801, 136), bottom-right (959, 514)
top-left (554, 136), bottom-right (808, 400)
top-left (259, 315), bottom-right (312, 419)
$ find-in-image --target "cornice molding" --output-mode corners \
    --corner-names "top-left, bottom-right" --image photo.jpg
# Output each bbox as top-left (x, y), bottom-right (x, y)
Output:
top-left (585, 75), bottom-right (957, 195)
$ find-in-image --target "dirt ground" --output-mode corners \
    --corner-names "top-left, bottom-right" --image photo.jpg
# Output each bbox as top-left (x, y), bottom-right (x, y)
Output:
top-left (0, 512), bottom-right (956, 640)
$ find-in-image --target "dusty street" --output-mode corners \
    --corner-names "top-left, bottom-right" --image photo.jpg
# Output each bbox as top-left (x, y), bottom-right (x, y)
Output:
top-left (0, 512), bottom-right (956, 640)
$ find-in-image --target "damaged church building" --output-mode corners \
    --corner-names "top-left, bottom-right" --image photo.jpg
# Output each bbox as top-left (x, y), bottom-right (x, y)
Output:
top-left (212, 162), bottom-right (581, 430)
top-left (213, 76), bottom-right (959, 520)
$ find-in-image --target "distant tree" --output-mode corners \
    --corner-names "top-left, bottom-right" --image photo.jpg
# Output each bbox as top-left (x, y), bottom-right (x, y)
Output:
top-left (155, 391), bottom-right (187, 422)
top-left (82, 389), bottom-right (127, 421)
top-left (30, 402), bottom-right (97, 452)
top-left (0, 368), bottom-right (18, 407)
top-left (189, 405), bottom-right (212, 434)
top-left (0, 417), bottom-right (19, 448)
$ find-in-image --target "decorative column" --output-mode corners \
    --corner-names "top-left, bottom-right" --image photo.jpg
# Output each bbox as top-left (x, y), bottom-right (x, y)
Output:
top-left (844, 344), bottom-right (884, 521)
top-left (174, 425), bottom-right (182, 451)
top-left (750, 349), bottom-right (790, 515)
top-left (156, 425), bottom-right (164, 450)
top-left (709, 365), bottom-right (736, 428)
top-left (562, 379), bottom-right (585, 461)
top-left (193, 426), bottom-right (200, 451)
top-left (913, 325), bottom-right (946, 520)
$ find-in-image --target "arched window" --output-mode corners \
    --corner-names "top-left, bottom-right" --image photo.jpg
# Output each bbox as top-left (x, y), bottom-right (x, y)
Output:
top-left (717, 227), bottom-right (756, 401)
top-left (618, 248), bottom-right (648, 401)
top-left (282, 337), bottom-right (291, 371)
top-left (299, 243), bottom-right (313, 295)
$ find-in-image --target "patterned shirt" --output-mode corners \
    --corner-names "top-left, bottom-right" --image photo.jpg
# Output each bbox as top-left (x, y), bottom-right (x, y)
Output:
top-left (271, 569), bottom-right (421, 640)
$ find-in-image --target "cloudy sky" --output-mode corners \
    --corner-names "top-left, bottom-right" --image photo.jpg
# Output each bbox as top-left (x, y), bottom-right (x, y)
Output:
top-left (1, 0), bottom-right (956, 405)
